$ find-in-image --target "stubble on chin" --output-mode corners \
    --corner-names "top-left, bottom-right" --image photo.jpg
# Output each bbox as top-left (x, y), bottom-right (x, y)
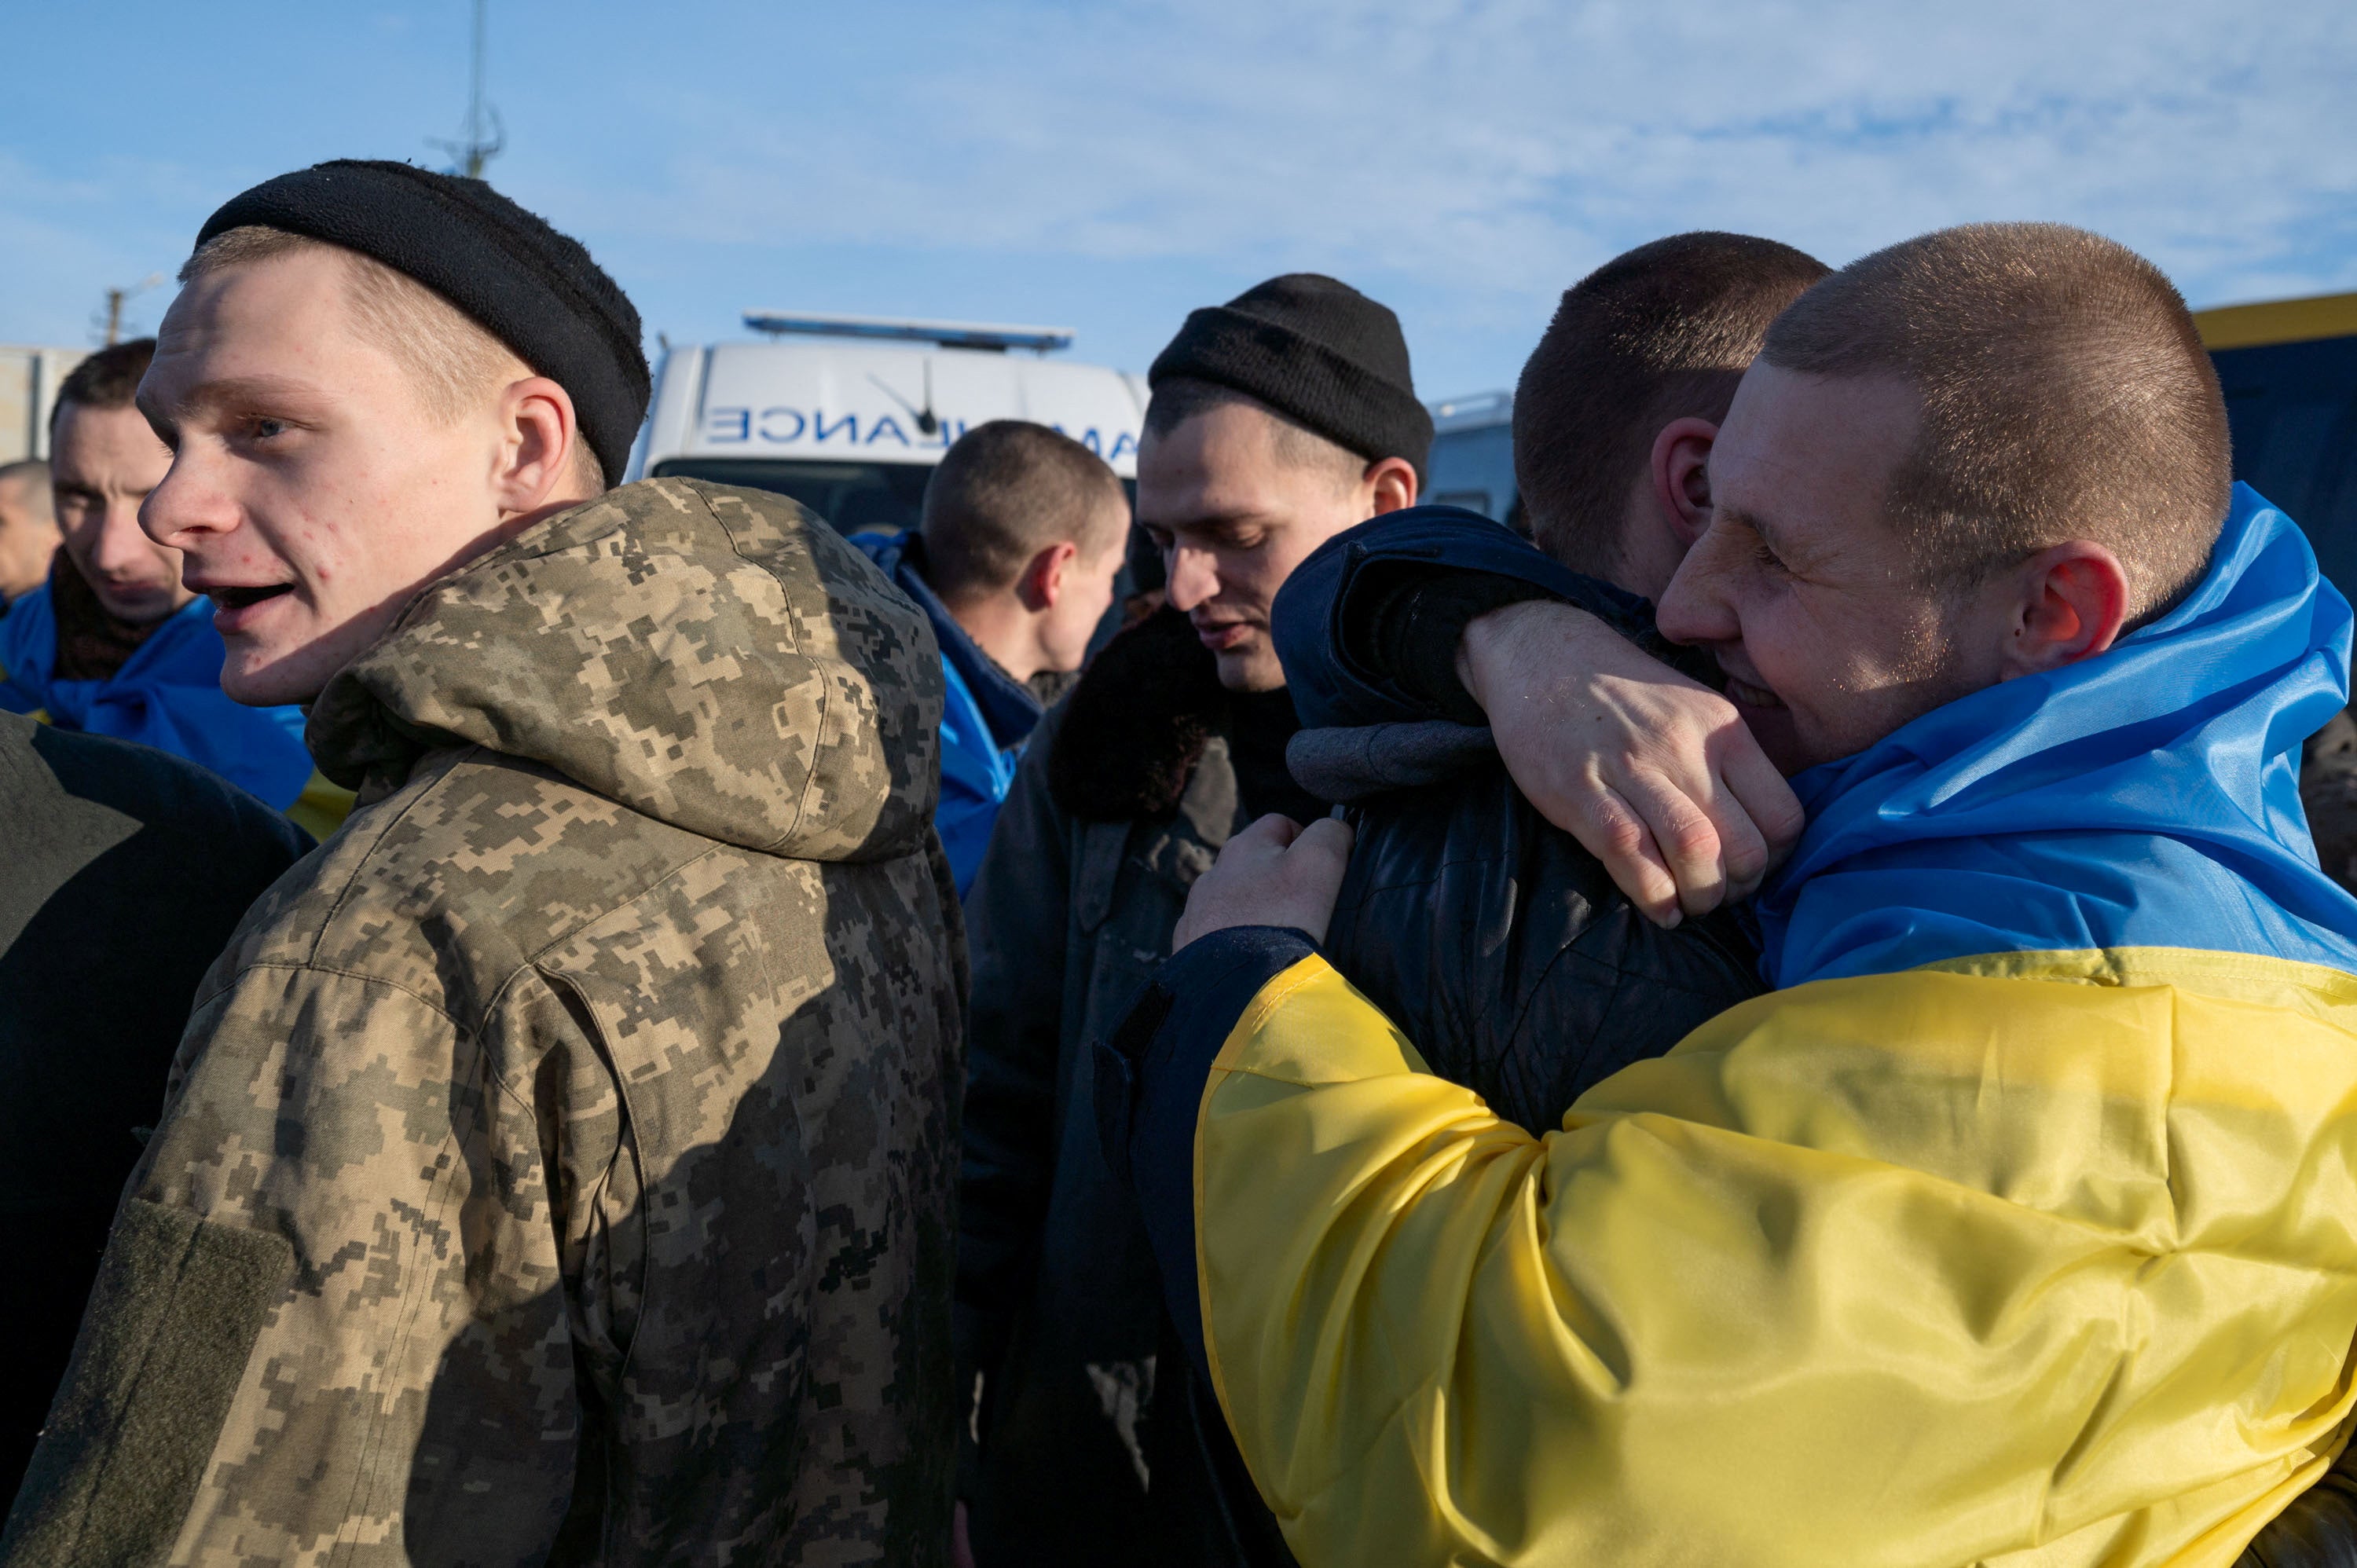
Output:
top-left (1213, 647), bottom-right (1286, 694)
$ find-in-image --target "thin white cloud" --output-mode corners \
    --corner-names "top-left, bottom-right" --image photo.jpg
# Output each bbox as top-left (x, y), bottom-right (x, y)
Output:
top-left (2, 0), bottom-right (2348, 384)
top-left (603, 0), bottom-right (2357, 309)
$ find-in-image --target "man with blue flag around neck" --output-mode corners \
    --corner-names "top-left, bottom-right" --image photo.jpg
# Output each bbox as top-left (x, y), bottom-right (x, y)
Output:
top-left (0, 339), bottom-right (321, 826)
top-left (852, 419), bottom-right (1130, 896)
top-left (1108, 223), bottom-right (2357, 1567)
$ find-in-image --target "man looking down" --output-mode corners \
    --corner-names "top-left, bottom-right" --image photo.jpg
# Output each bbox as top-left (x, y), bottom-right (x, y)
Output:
top-left (853, 419), bottom-right (1130, 895)
top-left (2, 161), bottom-right (962, 1566)
top-left (1106, 224), bottom-right (2357, 1566)
top-left (956, 274), bottom-right (1422, 1565)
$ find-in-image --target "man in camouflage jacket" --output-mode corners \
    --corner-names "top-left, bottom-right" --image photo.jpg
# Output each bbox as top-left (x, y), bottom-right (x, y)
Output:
top-left (2, 165), bottom-right (962, 1566)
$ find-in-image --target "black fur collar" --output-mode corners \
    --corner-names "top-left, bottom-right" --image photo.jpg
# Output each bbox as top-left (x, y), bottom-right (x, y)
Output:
top-left (1050, 606), bottom-right (1229, 821)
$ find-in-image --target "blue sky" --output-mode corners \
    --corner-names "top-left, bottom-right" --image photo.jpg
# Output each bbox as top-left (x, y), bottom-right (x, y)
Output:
top-left (2, 1), bottom-right (2352, 399)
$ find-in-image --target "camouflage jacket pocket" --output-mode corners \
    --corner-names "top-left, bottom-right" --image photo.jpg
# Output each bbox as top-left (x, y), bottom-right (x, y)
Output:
top-left (0, 1200), bottom-right (293, 1568)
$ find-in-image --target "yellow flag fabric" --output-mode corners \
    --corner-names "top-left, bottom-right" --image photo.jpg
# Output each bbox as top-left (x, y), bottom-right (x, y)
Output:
top-left (281, 767), bottom-right (355, 841)
top-left (1193, 948), bottom-right (2357, 1566)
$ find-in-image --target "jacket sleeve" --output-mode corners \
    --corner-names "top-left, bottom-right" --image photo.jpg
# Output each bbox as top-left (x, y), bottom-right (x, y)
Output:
top-left (955, 710), bottom-right (1077, 1423)
top-left (1270, 505), bottom-right (1646, 730)
top-left (1116, 934), bottom-right (2357, 1568)
top-left (2, 961), bottom-right (628, 1567)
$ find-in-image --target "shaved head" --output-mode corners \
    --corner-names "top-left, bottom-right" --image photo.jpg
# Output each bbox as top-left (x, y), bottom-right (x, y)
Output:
top-left (1761, 222), bottom-right (2229, 622)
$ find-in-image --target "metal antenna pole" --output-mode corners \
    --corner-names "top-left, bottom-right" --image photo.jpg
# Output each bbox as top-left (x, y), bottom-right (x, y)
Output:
top-left (464, 0), bottom-right (488, 177)
top-left (431, 0), bottom-right (504, 178)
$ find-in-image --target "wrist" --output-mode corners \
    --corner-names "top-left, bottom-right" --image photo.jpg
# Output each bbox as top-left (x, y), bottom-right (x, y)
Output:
top-left (1461, 598), bottom-right (1588, 715)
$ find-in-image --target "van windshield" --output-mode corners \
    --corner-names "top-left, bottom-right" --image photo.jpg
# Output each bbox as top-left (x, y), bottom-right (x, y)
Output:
top-left (1427, 421), bottom-right (1516, 524)
top-left (651, 458), bottom-right (935, 536)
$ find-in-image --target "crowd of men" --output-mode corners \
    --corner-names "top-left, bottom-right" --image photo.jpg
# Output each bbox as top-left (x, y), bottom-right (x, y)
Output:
top-left (4, 155), bottom-right (2357, 1568)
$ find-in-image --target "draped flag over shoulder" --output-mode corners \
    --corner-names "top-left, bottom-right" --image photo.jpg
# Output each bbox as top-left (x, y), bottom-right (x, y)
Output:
top-left (1761, 482), bottom-right (2357, 988)
top-left (1111, 485), bottom-right (2357, 1567)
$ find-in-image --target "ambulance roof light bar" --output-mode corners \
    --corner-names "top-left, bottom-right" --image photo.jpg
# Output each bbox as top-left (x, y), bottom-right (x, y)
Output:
top-left (742, 311), bottom-right (1076, 354)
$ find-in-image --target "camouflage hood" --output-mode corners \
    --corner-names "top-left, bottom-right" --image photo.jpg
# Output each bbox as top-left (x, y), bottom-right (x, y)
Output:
top-left (306, 477), bottom-right (942, 863)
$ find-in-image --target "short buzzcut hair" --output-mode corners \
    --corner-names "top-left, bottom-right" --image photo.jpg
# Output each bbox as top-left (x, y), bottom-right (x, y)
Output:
top-left (50, 338), bottom-right (156, 438)
top-left (920, 419), bottom-right (1129, 603)
top-left (1142, 376), bottom-right (1365, 489)
top-left (178, 225), bottom-right (607, 493)
top-left (1514, 233), bottom-right (1831, 575)
top-left (1761, 222), bottom-right (2231, 621)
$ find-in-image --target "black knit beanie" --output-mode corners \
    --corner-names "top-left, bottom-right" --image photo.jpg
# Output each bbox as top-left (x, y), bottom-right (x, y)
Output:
top-left (196, 160), bottom-right (649, 482)
top-left (1148, 273), bottom-right (1432, 480)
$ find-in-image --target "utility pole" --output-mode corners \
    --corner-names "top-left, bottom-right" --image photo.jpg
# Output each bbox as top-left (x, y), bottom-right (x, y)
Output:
top-left (431, 0), bottom-right (503, 178)
top-left (97, 273), bottom-right (165, 346)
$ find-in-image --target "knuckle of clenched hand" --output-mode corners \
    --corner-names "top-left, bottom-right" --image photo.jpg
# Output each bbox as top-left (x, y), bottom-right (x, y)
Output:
top-left (1666, 815), bottom-right (1721, 860)
top-left (1596, 811), bottom-right (1650, 860)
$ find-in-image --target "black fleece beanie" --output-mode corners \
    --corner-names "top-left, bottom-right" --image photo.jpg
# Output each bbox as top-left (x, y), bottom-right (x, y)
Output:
top-left (195, 160), bottom-right (649, 483)
top-left (1148, 273), bottom-right (1432, 481)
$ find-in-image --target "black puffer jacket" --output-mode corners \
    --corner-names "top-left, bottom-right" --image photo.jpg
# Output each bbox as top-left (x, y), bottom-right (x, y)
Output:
top-left (1322, 753), bottom-right (1761, 1130)
top-left (1274, 507), bottom-right (1765, 1126)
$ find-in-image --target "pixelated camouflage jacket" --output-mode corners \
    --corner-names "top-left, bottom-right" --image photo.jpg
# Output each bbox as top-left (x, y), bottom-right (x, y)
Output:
top-left (0, 478), bottom-right (966, 1568)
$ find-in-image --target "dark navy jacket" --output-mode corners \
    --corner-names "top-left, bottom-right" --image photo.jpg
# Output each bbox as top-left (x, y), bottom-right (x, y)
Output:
top-left (1272, 504), bottom-right (1630, 731)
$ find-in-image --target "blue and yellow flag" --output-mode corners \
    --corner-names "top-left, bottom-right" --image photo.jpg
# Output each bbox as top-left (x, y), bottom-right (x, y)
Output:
top-left (1116, 486), bottom-right (2357, 1566)
top-left (1762, 483), bottom-right (2357, 987)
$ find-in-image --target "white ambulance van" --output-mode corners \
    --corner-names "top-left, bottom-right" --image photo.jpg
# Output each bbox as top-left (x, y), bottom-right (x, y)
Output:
top-left (628, 312), bottom-right (1149, 537)
top-left (1424, 390), bottom-right (1518, 527)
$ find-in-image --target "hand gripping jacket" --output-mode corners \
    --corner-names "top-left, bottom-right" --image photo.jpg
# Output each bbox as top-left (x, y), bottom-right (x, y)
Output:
top-left (1109, 486), bottom-right (2357, 1567)
top-left (1274, 505), bottom-right (1767, 1136)
top-left (1, 479), bottom-right (965, 1568)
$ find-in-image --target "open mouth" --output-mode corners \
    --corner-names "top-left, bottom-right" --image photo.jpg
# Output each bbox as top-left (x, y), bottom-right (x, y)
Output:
top-left (1193, 619), bottom-right (1255, 649)
top-left (1723, 673), bottom-right (1787, 710)
top-left (210, 584), bottom-right (295, 610)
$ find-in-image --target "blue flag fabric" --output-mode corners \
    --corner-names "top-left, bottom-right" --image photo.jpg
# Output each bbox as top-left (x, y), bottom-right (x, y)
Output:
top-left (1759, 483), bottom-right (2357, 988)
top-left (0, 586), bottom-right (314, 809)
top-left (849, 529), bottom-right (1043, 896)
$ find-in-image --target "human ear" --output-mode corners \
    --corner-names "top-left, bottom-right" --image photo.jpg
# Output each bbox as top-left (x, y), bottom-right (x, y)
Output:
top-left (1650, 418), bottom-right (1717, 548)
top-left (1364, 455), bottom-right (1418, 515)
top-left (1019, 540), bottom-right (1080, 611)
top-left (2000, 540), bottom-right (2130, 678)
top-left (492, 376), bottom-right (583, 517)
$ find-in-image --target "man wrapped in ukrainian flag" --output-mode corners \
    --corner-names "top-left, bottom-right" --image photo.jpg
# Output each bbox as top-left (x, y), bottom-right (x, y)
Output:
top-left (1103, 223), bottom-right (2357, 1567)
